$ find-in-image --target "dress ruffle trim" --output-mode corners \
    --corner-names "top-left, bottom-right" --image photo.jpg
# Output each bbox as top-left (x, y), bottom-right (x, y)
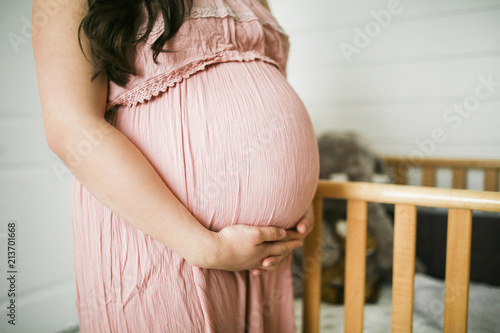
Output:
top-left (108, 50), bottom-right (282, 109)
top-left (138, 4), bottom-right (289, 39)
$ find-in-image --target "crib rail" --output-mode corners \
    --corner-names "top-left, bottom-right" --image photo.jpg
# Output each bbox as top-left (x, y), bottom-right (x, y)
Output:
top-left (383, 156), bottom-right (500, 191)
top-left (302, 180), bottom-right (500, 333)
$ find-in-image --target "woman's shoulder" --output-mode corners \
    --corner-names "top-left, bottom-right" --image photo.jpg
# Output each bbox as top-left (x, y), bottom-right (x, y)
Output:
top-left (32, 0), bottom-right (108, 115)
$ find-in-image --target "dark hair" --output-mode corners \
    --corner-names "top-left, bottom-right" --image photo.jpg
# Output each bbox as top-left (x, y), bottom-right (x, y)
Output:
top-left (78, 0), bottom-right (193, 87)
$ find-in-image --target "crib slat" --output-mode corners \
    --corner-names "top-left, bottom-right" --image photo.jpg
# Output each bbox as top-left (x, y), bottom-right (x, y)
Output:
top-left (394, 163), bottom-right (408, 185)
top-left (452, 167), bottom-right (467, 189)
top-left (344, 200), bottom-right (368, 333)
top-left (484, 168), bottom-right (498, 191)
top-left (422, 166), bottom-right (436, 187)
top-left (302, 195), bottom-right (323, 333)
top-left (391, 204), bottom-right (417, 333)
top-left (443, 209), bottom-right (472, 333)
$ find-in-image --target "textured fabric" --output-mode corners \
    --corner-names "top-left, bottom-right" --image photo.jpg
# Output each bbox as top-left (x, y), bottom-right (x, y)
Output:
top-left (71, 0), bottom-right (320, 332)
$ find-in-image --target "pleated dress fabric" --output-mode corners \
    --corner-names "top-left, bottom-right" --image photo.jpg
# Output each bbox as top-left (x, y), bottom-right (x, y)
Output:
top-left (70, 0), bottom-right (320, 332)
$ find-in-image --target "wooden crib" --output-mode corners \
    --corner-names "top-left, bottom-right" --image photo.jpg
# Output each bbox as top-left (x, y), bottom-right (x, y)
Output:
top-left (382, 156), bottom-right (500, 191)
top-left (301, 157), bottom-right (500, 333)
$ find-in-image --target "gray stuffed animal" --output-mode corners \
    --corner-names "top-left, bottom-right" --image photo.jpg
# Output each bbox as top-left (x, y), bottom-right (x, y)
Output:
top-left (292, 131), bottom-right (426, 303)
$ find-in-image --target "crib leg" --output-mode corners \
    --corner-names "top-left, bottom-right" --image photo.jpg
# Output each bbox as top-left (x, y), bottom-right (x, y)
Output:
top-left (443, 209), bottom-right (472, 333)
top-left (302, 195), bottom-right (323, 333)
top-left (344, 200), bottom-right (367, 333)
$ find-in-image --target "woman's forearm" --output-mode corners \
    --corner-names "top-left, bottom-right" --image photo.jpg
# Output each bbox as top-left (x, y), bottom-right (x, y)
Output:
top-left (50, 117), bottom-right (215, 267)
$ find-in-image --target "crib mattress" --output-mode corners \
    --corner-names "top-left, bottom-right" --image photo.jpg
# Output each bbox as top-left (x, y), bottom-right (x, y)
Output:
top-left (293, 282), bottom-right (441, 333)
top-left (294, 272), bottom-right (500, 333)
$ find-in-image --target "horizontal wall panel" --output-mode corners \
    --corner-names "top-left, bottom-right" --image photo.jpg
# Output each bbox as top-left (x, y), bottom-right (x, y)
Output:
top-left (0, 117), bottom-right (54, 166)
top-left (309, 102), bottom-right (500, 142)
top-left (273, 0), bottom-right (500, 33)
top-left (285, 11), bottom-right (500, 66)
top-left (289, 57), bottom-right (500, 102)
top-left (0, 279), bottom-right (79, 333)
top-left (0, 33), bottom-right (40, 114)
top-left (0, 167), bottom-right (73, 298)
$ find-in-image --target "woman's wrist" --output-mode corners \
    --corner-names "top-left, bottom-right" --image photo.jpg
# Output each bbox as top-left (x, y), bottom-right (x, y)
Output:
top-left (181, 224), bottom-right (219, 269)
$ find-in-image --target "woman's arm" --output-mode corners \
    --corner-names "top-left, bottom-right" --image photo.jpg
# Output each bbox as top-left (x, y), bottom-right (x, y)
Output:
top-left (31, 0), bottom-right (216, 267)
top-left (32, 0), bottom-right (301, 272)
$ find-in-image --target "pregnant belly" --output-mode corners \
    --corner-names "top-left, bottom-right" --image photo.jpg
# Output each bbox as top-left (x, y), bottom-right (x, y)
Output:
top-left (113, 60), bottom-right (320, 231)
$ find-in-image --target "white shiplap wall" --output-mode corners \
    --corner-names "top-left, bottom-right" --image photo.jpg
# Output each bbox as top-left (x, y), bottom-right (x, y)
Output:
top-left (271, 0), bottom-right (500, 162)
top-left (0, 0), bottom-right (499, 332)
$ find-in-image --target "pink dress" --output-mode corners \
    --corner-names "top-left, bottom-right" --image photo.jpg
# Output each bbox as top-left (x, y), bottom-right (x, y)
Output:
top-left (70, 0), bottom-right (319, 332)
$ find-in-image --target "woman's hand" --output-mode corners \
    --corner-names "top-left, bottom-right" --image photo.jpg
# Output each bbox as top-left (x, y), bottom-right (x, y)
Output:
top-left (250, 203), bottom-right (315, 276)
top-left (196, 224), bottom-right (304, 272)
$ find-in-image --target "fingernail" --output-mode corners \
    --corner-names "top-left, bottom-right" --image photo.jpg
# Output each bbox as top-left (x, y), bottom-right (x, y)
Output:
top-left (263, 261), bottom-right (271, 267)
top-left (280, 229), bottom-right (286, 236)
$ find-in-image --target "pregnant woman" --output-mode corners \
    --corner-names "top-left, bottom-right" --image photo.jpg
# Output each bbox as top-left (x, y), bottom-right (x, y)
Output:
top-left (32, 0), bottom-right (319, 331)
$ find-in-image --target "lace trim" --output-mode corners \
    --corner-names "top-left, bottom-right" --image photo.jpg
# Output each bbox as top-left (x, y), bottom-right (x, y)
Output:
top-left (138, 5), bottom-right (288, 38)
top-left (109, 50), bottom-right (282, 108)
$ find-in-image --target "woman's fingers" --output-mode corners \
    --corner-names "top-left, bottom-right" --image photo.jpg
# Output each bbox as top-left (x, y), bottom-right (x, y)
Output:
top-left (265, 239), bottom-right (303, 257)
top-left (247, 210), bottom-right (315, 276)
top-left (251, 237), bottom-right (306, 276)
top-left (256, 226), bottom-right (287, 243)
top-left (250, 255), bottom-right (284, 276)
top-left (282, 229), bottom-right (306, 243)
top-left (262, 255), bottom-right (280, 267)
top-left (255, 252), bottom-right (294, 274)
top-left (295, 204), bottom-right (314, 235)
